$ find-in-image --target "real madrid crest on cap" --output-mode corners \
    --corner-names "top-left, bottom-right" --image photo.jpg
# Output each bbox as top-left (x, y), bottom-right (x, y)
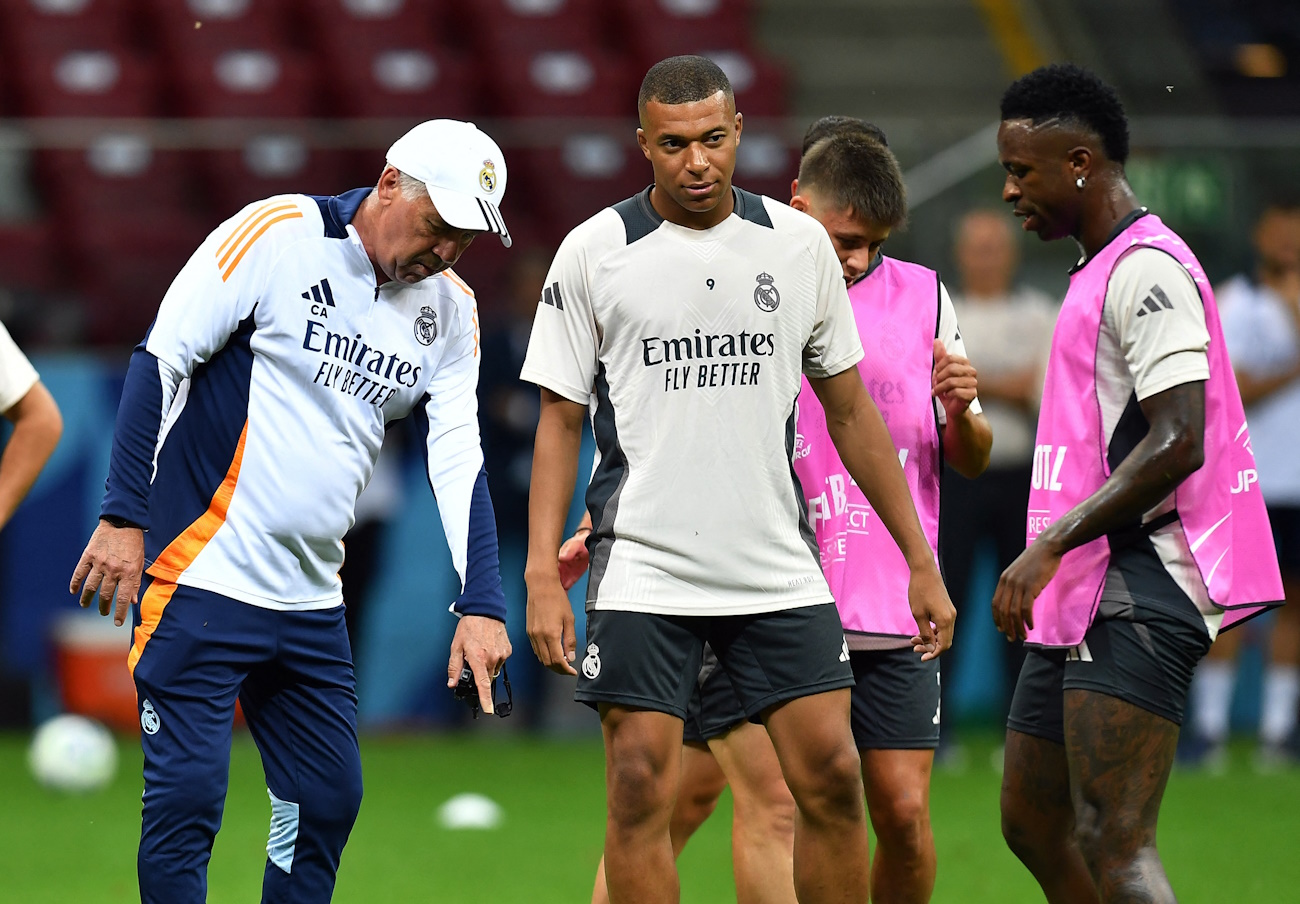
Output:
top-left (479, 159), bottom-right (497, 193)
top-left (414, 305), bottom-right (438, 346)
top-left (754, 272), bottom-right (780, 312)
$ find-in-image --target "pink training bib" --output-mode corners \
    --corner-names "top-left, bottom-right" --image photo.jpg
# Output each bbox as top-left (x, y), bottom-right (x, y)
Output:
top-left (1027, 213), bottom-right (1282, 647)
top-left (795, 257), bottom-right (943, 638)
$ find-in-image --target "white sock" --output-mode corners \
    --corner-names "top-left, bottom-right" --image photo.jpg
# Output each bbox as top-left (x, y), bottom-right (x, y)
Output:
top-left (1260, 665), bottom-right (1300, 746)
top-left (1193, 661), bottom-right (1236, 742)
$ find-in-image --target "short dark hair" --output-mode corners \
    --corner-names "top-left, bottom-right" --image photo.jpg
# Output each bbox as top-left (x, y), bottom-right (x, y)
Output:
top-left (798, 133), bottom-right (907, 229)
top-left (638, 55), bottom-right (734, 116)
top-left (800, 115), bottom-right (888, 155)
top-left (1000, 63), bottom-right (1130, 163)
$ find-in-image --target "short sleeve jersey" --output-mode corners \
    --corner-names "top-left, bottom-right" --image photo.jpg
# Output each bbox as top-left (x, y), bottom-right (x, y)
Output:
top-left (0, 321), bottom-right (38, 413)
top-left (1094, 242), bottom-right (1217, 629)
top-left (521, 187), bottom-right (864, 616)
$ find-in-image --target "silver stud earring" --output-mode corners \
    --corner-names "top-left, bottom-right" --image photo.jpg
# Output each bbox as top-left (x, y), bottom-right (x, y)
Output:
top-left (1076, 176), bottom-right (1086, 190)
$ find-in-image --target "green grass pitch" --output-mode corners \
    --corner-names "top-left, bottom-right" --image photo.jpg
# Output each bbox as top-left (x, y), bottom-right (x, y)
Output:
top-left (2, 730), bottom-right (1297, 902)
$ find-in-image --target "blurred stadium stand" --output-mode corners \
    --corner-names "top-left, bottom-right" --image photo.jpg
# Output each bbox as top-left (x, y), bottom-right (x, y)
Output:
top-left (0, 0), bottom-right (792, 345)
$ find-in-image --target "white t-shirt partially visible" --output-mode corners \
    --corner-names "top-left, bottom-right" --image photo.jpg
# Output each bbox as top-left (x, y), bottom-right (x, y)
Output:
top-left (1218, 274), bottom-right (1300, 505)
top-left (0, 321), bottom-right (38, 413)
top-left (949, 286), bottom-right (1055, 466)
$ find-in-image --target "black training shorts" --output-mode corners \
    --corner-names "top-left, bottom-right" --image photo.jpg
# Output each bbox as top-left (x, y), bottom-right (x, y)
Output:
top-left (849, 648), bottom-right (942, 750)
top-left (682, 643), bottom-right (940, 749)
top-left (1007, 598), bottom-right (1213, 745)
top-left (576, 604), bottom-right (854, 721)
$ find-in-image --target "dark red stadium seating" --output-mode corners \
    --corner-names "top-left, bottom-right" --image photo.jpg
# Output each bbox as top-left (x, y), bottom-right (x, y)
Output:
top-left (488, 47), bottom-right (631, 117)
top-left (13, 47), bottom-right (160, 117)
top-left (144, 0), bottom-right (289, 53)
top-left (461, 0), bottom-right (605, 54)
top-left (201, 137), bottom-right (354, 216)
top-left (512, 134), bottom-right (649, 237)
top-left (76, 215), bottom-right (211, 345)
top-left (731, 129), bottom-right (797, 200)
top-left (326, 44), bottom-right (478, 119)
top-left (33, 136), bottom-right (211, 344)
top-left (0, 221), bottom-right (58, 292)
top-left (171, 46), bottom-right (320, 117)
top-left (616, 0), bottom-right (755, 62)
top-left (0, 0), bottom-right (135, 54)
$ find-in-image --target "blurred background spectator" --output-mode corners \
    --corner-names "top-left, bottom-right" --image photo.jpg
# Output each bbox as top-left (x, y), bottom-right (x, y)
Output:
top-left (1184, 200), bottom-right (1300, 770)
top-left (937, 209), bottom-right (1056, 766)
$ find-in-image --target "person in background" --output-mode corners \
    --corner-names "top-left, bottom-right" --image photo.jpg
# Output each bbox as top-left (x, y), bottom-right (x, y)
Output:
top-left (938, 209), bottom-right (1056, 766)
top-left (1186, 201), bottom-right (1300, 771)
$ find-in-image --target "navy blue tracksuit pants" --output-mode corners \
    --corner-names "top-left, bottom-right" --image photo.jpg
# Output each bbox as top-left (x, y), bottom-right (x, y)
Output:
top-left (131, 577), bottom-right (362, 903)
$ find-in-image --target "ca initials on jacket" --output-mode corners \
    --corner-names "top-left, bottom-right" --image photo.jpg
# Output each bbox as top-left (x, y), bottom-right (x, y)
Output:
top-left (1032, 444), bottom-right (1067, 492)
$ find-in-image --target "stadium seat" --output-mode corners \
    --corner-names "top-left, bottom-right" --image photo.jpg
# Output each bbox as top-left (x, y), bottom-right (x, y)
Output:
top-left (296, 0), bottom-right (447, 49)
top-left (0, 0), bottom-right (135, 54)
top-left (326, 44), bottom-right (479, 119)
top-left (201, 135), bottom-right (354, 215)
top-left (75, 216), bottom-right (211, 346)
top-left (35, 135), bottom-right (207, 228)
top-left (143, 0), bottom-right (289, 53)
top-left (460, 0), bottom-right (605, 54)
top-left (616, 0), bottom-right (754, 59)
top-left (512, 134), bottom-right (648, 236)
top-left (13, 47), bottom-right (159, 117)
top-left (487, 47), bottom-right (631, 117)
top-left (0, 220), bottom-right (57, 292)
top-left (170, 46), bottom-right (320, 117)
top-left (732, 129), bottom-right (796, 200)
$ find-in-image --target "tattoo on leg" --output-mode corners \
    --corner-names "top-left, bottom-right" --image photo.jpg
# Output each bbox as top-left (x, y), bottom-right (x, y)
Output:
top-left (1065, 690), bottom-right (1178, 904)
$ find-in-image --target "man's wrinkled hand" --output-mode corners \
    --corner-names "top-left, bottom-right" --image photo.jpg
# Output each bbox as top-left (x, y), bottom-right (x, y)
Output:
top-left (447, 615), bottom-right (512, 715)
top-left (69, 520), bottom-right (145, 627)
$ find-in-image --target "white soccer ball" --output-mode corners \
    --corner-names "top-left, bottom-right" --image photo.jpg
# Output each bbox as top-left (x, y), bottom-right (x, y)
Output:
top-left (437, 792), bottom-right (503, 830)
top-left (27, 714), bottom-right (118, 793)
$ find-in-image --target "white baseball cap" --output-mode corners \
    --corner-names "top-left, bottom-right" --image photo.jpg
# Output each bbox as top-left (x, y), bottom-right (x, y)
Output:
top-left (386, 119), bottom-right (512, 247)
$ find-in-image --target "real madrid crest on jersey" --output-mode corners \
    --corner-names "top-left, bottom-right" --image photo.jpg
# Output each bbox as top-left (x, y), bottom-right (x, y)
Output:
top-left (414, 305), bottom-right (438, 346)
top-left (754, 272), bottom-right (780, 312)
top-left (479, 159), bottom-right (498, 193)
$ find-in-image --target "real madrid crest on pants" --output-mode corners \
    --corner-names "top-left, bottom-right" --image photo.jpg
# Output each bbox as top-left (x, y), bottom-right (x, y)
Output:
top-left (582, 643), bottom-right (601, 679)
top-left (414, 305), bottom-right (438, 346)
top-left (754, 272), bottom-right (780, 312)
top-left (140, 699), bottom-right (161, 735)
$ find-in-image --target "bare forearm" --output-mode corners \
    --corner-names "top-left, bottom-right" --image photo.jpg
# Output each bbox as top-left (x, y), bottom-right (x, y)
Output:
top-left (1235, 365), bottom-right (1300, 407)
top-left (943, 409), bottom-right (992, 479)
top-left (525, 395), bottom-right (585, 584)
top-left (1039, 382), bottom-right (1205, 556)
top-left (0, 383), bottom-right (62, 528)
top-left (827, 393), bottom-right (933, 567)
top-left (978, 369), bottom-right (1040, 409)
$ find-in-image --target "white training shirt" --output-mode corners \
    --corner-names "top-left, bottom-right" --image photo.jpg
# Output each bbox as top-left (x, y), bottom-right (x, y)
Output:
top-left (1218, 274), bottom-right (1300, 505)
top-left (1093, 243), bottom-right (1218, 631)
top-left (0, 320), bottom-right (38, 413)
top-left (101, 191), bottom-right (504, 617)
top-left (521, 187), bottom-right (864, 616)
top-left (948, 286), bottom-right (1055, 466)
